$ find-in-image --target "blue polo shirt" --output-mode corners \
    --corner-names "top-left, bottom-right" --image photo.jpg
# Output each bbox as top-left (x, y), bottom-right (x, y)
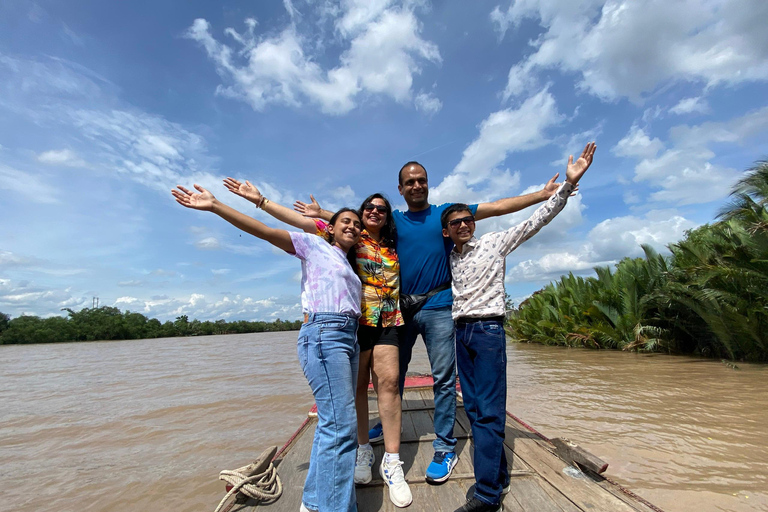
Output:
top-left (393, 203), bottom-right (478, 310)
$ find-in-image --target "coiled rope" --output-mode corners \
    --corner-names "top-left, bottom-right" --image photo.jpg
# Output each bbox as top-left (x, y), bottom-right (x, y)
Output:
top-left (213, 446), bottom-right (283, 512)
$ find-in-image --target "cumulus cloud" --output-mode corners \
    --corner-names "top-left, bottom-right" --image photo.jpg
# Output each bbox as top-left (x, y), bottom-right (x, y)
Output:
top-left (414, 91), bottom-right (442, 116)
top-left (0, 278), bottom-right (90, 316)
top-left (494, 0), bottom-right (768, 103)
top-left (506, 209), bottom-right (697, 283)
top-left (615, 106), bottom-right (768, 206)
top-left (185, 1), bottom-right (441, 114)
top-left (113, 292), bottom-right (302, 321)
top-left (612, 125), bottom-right (663, 159)
top-left (430, 89), bottom-right (562, 204)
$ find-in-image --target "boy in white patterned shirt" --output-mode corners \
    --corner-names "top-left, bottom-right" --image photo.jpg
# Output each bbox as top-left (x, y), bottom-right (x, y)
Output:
top-left (441, 142), bottom-right (596, 512)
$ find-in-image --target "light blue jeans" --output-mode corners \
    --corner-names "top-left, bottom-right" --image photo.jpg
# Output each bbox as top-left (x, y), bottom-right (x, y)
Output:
top-left (298, 313), bottom-right (359, 512)
top-left (398, 306), bottom-right (458, 453)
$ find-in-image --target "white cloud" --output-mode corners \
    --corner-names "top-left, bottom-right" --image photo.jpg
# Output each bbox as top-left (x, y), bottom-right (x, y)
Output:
top-left (430, 89), bottom-right (562, 204)
top-left (195, 237), bottom-right (221, 250)
top-left (36, 148), bottom-right (87, 167)
top-left (414, 91), bottom-right (442, 116)
top-left (587, 211), bottom-right (696, 261)
top-left (0, 53), bottom-right (220, 194)
top-left (114, 291), bottom-right (302, 321)
top-left (186, 2), bottom-right (441, 114)
top-left (669, 96), bottom-right (710, 115)
top-left (495, 0), bottom-right (768, 103)
top-left (617, 106), bottom-right (768, 206)
top-left (506, 209), bottom-right (697, 283)
top-left (612, 125), bottom-right (663, 159)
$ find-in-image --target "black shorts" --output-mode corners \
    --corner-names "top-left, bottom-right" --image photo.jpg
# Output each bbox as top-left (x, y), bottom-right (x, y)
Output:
top-left (357, 324), bottom-right (402, 352)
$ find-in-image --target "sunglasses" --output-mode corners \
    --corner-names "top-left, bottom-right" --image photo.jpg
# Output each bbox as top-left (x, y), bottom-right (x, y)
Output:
top-left (448, 216), bottom-right (475, 229)
top-left (363, 203), bottom-right (388, 213)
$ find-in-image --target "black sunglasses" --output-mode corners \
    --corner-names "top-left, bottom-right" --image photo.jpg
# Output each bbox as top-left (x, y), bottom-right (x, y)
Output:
top-left (363, 203), bottom-right (388, 213)
top-left (448, 216), bottom-right (475, 229)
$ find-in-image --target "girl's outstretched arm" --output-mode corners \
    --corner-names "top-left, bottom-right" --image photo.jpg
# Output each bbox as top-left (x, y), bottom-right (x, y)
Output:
top-left (172, 184), bottom-right (295, 254)
top-left (223, 177), bottom-right (318, 234)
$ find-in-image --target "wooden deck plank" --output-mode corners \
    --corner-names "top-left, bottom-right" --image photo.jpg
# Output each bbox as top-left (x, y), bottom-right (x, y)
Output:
top-left (509, 434), bottom-right (642, 512)
top-left (507, 476), bottom-right (581, 512)
top-left (230, 381), bottom-right (658, 512)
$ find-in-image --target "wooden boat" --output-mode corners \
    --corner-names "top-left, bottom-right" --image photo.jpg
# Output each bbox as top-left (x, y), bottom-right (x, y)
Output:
top-left (220, 375), bottom-right (664, 512)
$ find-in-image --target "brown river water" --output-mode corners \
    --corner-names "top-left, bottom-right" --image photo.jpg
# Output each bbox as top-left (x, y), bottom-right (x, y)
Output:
top-left (1, 333), bottom-right (766, 512)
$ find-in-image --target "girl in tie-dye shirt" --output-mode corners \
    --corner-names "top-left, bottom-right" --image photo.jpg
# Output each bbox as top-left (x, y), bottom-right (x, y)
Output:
top-left (174, 180), bottom-right (364, 512)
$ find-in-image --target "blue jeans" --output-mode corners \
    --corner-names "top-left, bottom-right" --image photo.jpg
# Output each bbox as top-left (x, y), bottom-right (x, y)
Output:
top-left (298, 313), bottom-right (360, 512)
top-left (455, 318), bottom-right (508, 505)
top-left (399, 306), bottom-right (457, 453)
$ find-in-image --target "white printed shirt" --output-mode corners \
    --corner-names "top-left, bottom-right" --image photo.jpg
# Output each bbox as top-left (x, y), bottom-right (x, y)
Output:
top-left (449, 182), bottom-right (575, 320)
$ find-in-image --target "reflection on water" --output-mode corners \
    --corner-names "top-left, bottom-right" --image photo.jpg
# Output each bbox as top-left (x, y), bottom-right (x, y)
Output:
top-left (1, 334), bottom-right (766, 512)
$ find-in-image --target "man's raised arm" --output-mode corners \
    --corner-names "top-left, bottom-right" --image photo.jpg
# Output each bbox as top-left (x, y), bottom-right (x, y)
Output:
top-left (474, 142), bottom-right (595, 221)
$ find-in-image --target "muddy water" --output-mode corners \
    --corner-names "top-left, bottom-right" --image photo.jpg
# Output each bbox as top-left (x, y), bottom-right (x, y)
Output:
top-left (1, 333), bottom-right (766, 512)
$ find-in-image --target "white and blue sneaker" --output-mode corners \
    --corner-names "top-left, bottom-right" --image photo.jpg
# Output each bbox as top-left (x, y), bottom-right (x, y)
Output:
top-left (368, 422), bottom-right (384, 443)
top-left (380, 458), bottom-right (413, 507)
top-left (354, 445), bottom-right (374, 484)
top-left (425, 451), bottom-right (457, 483)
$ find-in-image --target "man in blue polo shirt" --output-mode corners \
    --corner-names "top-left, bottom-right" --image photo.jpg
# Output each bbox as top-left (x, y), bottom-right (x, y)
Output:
top-left (378, 161), bottom-right (565, 483)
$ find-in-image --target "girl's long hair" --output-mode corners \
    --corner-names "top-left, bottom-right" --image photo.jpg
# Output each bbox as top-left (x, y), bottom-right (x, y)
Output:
top-left (358, 193), bottom-right (397, 248)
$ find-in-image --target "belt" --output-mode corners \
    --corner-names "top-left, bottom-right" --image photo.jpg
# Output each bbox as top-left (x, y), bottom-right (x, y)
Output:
top-left (455, 315), bottom-right (505, 324)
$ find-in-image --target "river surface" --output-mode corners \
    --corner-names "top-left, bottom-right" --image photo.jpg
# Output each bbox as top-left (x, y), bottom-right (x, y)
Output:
top-left (1, 333), bottom-right (766, 512)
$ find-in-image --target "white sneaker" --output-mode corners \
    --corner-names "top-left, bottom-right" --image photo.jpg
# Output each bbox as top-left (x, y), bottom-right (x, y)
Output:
top-left (354, 446), bottom-right (374, 484)
top-left (300, 503), bottom-right (317, 512)
top-left (380, 458), bottom-right (413, 508)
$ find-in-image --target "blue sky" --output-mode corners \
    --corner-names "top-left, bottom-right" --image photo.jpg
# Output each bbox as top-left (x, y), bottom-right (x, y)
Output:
top-left (1, 0), bottom-right (767, 322)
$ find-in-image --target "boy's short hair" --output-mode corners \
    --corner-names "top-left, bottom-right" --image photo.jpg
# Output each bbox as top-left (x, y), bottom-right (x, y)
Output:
top-left (441, 203), bottom-right (473, 229)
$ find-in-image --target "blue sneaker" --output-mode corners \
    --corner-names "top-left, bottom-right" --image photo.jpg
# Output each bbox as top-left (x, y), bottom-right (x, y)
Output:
top-left (425, 451), bottom-right (457, 483)
top-left (368, 422), bottom-right (384, 443)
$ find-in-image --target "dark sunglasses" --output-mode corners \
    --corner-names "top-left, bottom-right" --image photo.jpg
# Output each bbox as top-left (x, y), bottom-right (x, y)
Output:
top-left (363, 203), bottom-right (388, 213)
top-left (448, 216), bottom-right (475, 229)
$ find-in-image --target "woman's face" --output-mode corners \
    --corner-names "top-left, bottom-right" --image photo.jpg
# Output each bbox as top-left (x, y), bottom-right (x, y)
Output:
top-left (329, 211), bottom-right (362, 249)
top-left (362, 197), bottom-right (388, 232)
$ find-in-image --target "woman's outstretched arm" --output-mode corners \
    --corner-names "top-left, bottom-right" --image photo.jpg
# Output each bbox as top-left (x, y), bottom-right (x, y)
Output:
top-left (172, 184), bottom-right (295, 253)
top-left (223, 177), bottom-right (318, 234)
top-left (293, 195), bottom-right (334, 221)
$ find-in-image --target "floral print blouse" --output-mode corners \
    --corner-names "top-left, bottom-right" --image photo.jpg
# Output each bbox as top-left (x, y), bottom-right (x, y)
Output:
top-left (314, 219), bottom-right (403, 327)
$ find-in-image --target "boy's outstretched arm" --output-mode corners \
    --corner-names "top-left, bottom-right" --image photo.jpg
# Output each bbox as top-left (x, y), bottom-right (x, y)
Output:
top-left (497, 141), bottom-right (596, 255)
top-left (172, 184), bottom-right (295, 254)
top-left (474, 141), bottom-right (595, 221)
top-left (223, 177), bottom-right (318, 234)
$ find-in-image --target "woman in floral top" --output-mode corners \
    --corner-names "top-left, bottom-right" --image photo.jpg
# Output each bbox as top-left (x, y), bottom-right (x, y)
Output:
top-left (222, 178), bottom-right (412, 508)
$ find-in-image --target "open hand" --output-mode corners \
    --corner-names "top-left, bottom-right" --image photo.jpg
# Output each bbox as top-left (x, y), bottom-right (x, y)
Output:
top-left (172, 184), bottom-right (216, 211)
top-left (541, 172), bottom-right (579, 199)
top-left (566, 142), bottom-right (596, 185)
top-left (293, 195), bottom-right (322, 218)
top-left (223, 177), bottom-right (262, 204)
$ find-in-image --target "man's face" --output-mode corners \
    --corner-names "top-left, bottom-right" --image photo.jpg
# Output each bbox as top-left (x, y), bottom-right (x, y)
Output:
top-left (442, 210), bottom-right (475, 245)
top-left (398, 164), bottom-right (429, 209)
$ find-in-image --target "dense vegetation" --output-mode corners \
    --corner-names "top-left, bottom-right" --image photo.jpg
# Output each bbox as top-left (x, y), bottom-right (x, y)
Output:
top-left (507, 161), bottom-right (768, 362)
top-left (0, 307), bottom-right (301, 345)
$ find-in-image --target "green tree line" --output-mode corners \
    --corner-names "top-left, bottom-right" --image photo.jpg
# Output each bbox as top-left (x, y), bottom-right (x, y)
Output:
top-left (507, 160), bottom-right (768, 362)
top-left (0, 307), bottom-right (302, 345)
